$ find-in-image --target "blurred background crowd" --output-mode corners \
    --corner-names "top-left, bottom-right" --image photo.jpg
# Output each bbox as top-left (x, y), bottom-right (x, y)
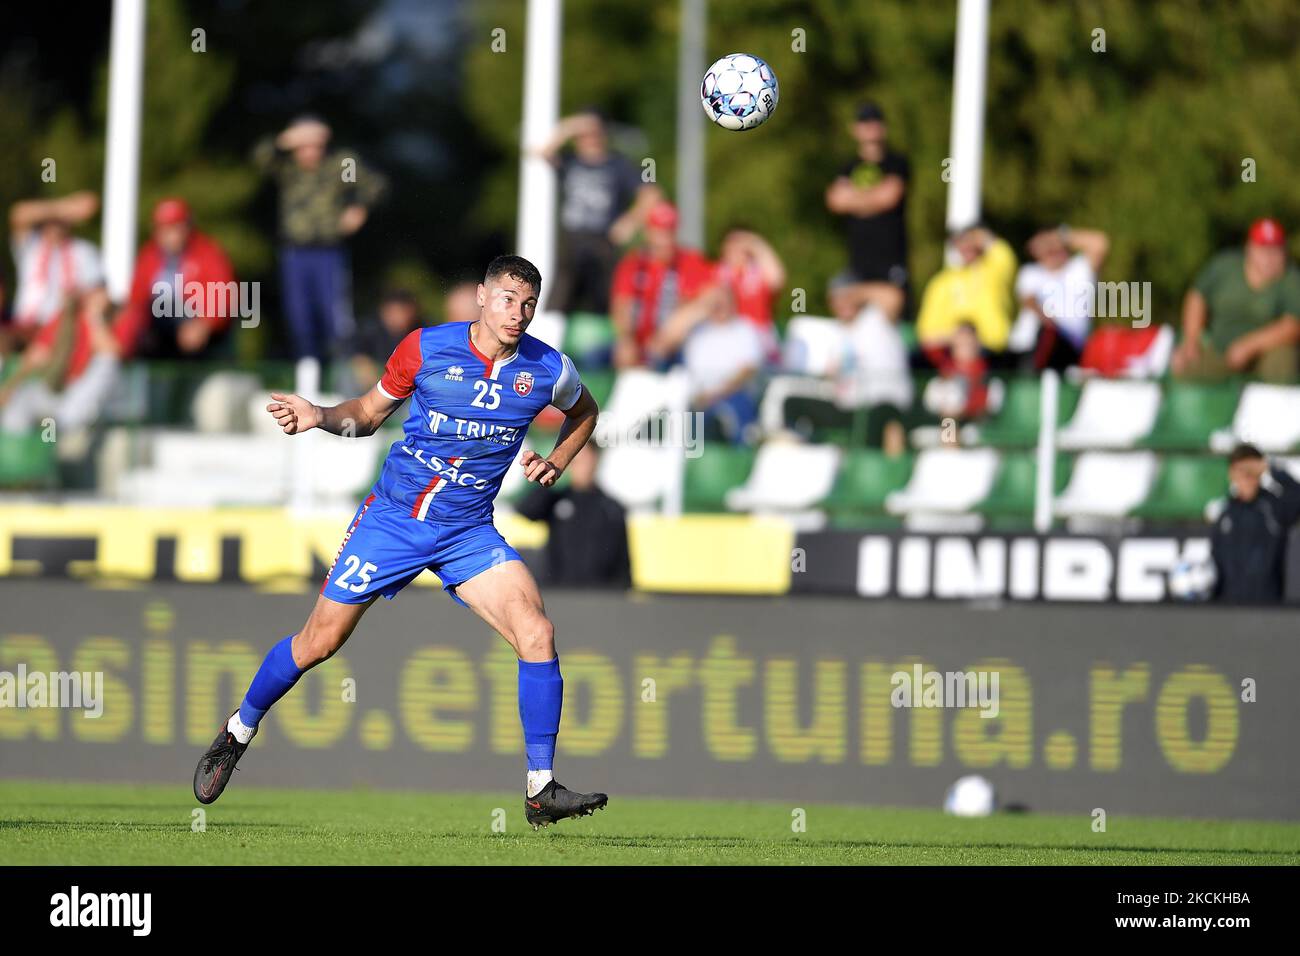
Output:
top-left (2, 0), bottom-right (1300, 602)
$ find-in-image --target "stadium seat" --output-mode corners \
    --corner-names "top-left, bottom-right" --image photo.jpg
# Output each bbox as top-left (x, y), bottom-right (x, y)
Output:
top-left (975, 377), bottom-right (1080, 447)
top-left (822, 450), bottom-right (914, 518)
top-left (116, 433), bottom-right (289, 506)
top-left (580, 369), bottom-right (615, 407)
top-left (884, 447), bottom-right (1000, 516)
top-left (1056, 378), bottom-right (1161, 449)
top-left (563, 312), bottom-right (615, 367)
top-left (597, 443), bottom-right (681, 510)
top-left (527, 311), bottom-right (567, 350)
top-left (0, 432), bottom-right (57, 488)
top-left (1131, 455), bottom-right (1227, 522)
top-left (781, 316), bottom-right (846, 376)
top-left (976, 452), bottom-right (1071, 517)
top-left (725, 441), bottom-right (841, 512)
top-left (596, 368), bottom-right (690, 445)
top-left (1142, 382), bottom-right (1241, 450)
top-left (1209, 383), bottom-right (1300, 453)
top-left (191, 371), bottom-right (262, 433)
top-left (683, 445), bottom-right (757, 512)
top-left (1053, 450), bottom-right (1158, 518)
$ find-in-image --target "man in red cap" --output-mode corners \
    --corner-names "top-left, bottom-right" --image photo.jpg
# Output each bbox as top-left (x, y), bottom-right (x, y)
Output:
top-left (609, 201), bottom-right (715, 367)
top-left (116, 197), bottom-right (237, 359)
top-left (1172, 218), bottom-right (1300, 382)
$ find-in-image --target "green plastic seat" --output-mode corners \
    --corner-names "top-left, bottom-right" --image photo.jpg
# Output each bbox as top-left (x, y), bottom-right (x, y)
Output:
top-left (563, 312), bottom-right (615, 365)
top-left (0, 432), bottom-right (58, 487)
top-left (977, 452), bottom-right (1071, 516)
top-left (1132, 455), bottom-right (1226, 521)
top-left (1142, 382), bottom-right (1242, 451)
top-left (579, 369), bottom-right (615, 407)
top-left (822, 449), bottom-right (914, 517)
top-left (977, 378), bottom-right (1081, 448)
top-left (683, 445), bottom-right (757, 512)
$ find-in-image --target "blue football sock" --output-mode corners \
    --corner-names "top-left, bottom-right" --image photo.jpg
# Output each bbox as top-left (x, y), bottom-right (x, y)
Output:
top-left (518, 657), bottom-right (563, 772)
top-left (238, 635), bottom-right (304, 729)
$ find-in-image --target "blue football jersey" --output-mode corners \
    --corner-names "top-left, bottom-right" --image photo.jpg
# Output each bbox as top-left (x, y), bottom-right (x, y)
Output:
top-left (372, 321), bottom-right (583, 522)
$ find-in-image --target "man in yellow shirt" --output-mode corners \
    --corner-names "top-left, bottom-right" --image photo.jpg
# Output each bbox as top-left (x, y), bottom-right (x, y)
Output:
top-left (917, 224), bottom-right (1017, 357)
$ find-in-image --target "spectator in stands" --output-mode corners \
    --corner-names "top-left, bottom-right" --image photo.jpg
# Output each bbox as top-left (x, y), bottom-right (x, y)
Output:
top-left (652, 282), bottom-right (763, 445)
top-left (1210, 443), bottom-right (1300, 604)
top-left (610, 202), bottom-right (715, 368)
top-left (346, 289), bottom-right (425, 394)
top-left (254, 115), bottom-right (387, 363)
top-left (1012, 225), bottom-right (1110, 371)
top-left (444, 280), bottom-right (481, 324)
top-left (515, 443), bottom-right (631, 588)
top-left (1172, 218), bottom-right (1300, 383)
top-left (0, 287), bottom-right (134, 435)
top-left (117, 198), bottom-right (237, 360)
top-left (916, 223), bottom-right (1016, 361)
top-left (921, 321), bottom-right (992, 423)
top-left (715, 226), bottom-right (784, 362)
top-left (536, 109), bottom-right (661, 317)
top-left (824, 102), bottom-right (910, 323)
top-left (5, 191), bottom-right (103, 353)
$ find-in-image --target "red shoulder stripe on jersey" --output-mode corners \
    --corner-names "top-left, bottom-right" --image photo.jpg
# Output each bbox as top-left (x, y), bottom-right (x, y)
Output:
top-left (379, 328), bottom-right (424, 399)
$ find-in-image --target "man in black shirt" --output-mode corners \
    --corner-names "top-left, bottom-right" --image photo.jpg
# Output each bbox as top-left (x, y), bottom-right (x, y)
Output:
top-left (536, 109), bottom-right (661, 316)
top-left (824, 102), bottom-right (911, 322)
top-left (345, 288), bottom-right (424, 395)
top-left (1210, 443), bottom-right (1300, 603)
top-left (516, 443), bottom-right (632, 588)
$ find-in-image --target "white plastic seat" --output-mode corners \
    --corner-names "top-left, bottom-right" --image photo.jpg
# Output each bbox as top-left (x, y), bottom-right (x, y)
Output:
top-left (1056, 379), bottom-right (1160, 449)
top-left (527, 311), bottom-right (567, 350)
top-left (595, 368), bottom-right (689, 445)
top-left (1209, 384), bottom-right (1300, 453)
top-left (1054, 451), bottom-right (1158, 518)
top-left (725, 441), bottom-right (841, 512)
top-left (884, 447), bottom-right (999, 516)
top-left (780, 316), bottom-right (847, 376)
top-left (191, 372), bottom-right (263, 433)
top-left (597, 443), bottom-right (681, 510)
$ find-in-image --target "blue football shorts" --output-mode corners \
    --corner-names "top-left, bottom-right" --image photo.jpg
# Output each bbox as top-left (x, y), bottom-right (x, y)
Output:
top-left (320, 491), bottom-right (522, 607)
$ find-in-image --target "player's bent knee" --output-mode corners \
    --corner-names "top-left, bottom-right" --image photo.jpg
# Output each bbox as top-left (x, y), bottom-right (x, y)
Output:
top-left (515, 615), bottom-right (555, 662)
top-left (294, 619), bottom-right (350, 668)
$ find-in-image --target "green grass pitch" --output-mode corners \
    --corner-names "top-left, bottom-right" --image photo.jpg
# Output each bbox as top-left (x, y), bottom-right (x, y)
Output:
top-left (2, 780), bottom-right (1297, 865)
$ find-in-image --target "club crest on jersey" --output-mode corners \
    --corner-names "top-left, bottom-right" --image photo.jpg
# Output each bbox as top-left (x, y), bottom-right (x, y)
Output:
top-left (444, 365), bottom-right (464, 382)
top-left (513, 370), bottom-right (534, 397)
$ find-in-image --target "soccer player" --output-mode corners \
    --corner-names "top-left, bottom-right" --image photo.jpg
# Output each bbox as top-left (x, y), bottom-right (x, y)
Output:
top-left (192, 256), bottom-right (608, 828)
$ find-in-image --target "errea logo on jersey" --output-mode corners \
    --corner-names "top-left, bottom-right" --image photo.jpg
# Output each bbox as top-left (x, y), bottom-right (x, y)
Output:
top-left (445, 365), bottom-right (464, 382)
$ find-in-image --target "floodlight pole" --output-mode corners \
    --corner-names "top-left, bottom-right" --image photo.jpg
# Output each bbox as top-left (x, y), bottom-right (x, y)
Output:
top-left (102, 0), bottom-right (146, 302)
top-left (945, 0), bottom-right (988, 231)
top-left (676, 0), bottom-right (706, 249)
top-left (516, 0), bottom-right (562, 288)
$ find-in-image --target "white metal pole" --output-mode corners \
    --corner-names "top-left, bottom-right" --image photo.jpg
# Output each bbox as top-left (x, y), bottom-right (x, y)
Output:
top-left (516, 0), bottom-right (562, 287)
top-left (676, 0), bottom-right (706, 249)
top-left (101, 0), bottom-right (146, 303)
top-left (1034, 369), bottom-right (1059, 534)
top-left (944, 0), bottom-right (989, 232)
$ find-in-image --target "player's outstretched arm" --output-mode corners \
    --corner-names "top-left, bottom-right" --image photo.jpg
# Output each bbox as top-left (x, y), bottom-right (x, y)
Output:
top-left (266, 386), bottom-right (401, 437)
top-left (520, 388), bottom-right (599, 487)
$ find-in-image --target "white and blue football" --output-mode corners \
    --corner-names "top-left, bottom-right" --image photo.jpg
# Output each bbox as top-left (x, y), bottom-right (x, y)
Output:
top-left (701, 53), bottom-right (779, 131)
